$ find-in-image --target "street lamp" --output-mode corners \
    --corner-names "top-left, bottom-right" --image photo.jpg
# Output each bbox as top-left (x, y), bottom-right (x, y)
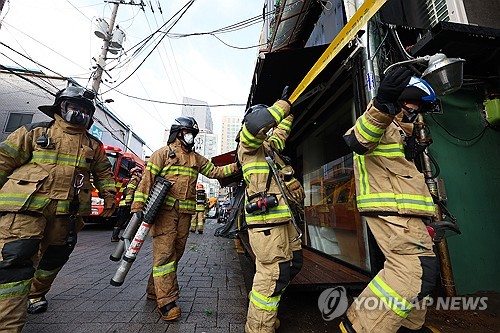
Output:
top-left (384, 53), bottom-right (465, 95)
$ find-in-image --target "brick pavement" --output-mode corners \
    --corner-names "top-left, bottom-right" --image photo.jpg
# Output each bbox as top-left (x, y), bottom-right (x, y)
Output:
top-left (23, 219), bottom-right (248, 333)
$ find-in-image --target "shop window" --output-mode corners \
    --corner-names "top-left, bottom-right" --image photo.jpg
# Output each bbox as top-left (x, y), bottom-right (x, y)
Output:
top-left (6, 113), bottom-right (33, 132)
top-left (299, 97), bottom-right (370, 272)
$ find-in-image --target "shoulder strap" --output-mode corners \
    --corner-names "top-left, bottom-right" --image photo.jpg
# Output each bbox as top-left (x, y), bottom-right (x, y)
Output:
top-left (24, 120), bottom-right (54, 132)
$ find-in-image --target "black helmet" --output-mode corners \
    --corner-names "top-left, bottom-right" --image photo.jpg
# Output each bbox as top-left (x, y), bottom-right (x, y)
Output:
top-left (38, 86), bottom-right (96, 118)
top-left (167, 116), bottom-right (199, 145)
top-left (244, 104), bottom-right (268, 118)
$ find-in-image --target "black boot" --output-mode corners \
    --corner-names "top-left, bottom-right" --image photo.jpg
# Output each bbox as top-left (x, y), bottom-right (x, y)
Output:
top-left (158, 302), bottom-right (181, 321)
top-left (27, 296), bottom-right (48, 314)
top-left (398, 326), bottom-right (440, 333)
top-left (339, 317), bottom-right (356, 333)
top-left (111, 227), bottom-right (120, 242)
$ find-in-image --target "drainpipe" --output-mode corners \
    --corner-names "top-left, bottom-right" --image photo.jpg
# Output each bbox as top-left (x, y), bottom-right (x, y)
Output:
top-left (417, 113), bottom-right (457, 297)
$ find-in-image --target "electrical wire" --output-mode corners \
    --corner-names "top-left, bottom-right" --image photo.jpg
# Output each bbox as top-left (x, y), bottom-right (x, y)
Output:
top-left (430, 114), bottom-right (488, 142)
top-left (99, 0), bottom-right (195, 94)
top-left (110, 88), bottom-right (245, 107)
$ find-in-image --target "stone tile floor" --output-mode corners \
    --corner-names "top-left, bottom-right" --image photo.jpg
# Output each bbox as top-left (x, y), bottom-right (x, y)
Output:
top-left (23, 219), bottom-right (247, 333)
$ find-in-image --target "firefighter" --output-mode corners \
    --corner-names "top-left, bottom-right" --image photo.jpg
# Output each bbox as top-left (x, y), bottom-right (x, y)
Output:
top-left (237, 87), bottom-right (305, 333)
top-left (0, 86), bottom-right (116, 331)
top-left (111, 166), bottom-right (143, 242)
top-left (341, 68), bottom-right (440, 333)
top-left (131, 116), bottom-right (239, 321)
top-left (190, 183), bottom-right (208, 234)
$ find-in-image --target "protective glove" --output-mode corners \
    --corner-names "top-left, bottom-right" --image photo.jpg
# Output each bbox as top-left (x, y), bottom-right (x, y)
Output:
top-left (285, 178), bottom-right (305, 202)
top-left (101, 198), bottom-right (116, 218)
top-left (280, 85), bottom-right (293, 109)
top-left (374, 67), bottom-right (413, 115)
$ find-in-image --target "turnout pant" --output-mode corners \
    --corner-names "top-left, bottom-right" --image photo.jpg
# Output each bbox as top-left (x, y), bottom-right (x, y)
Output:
top-left (347, 215), bottom-right (438, 333)
top-left (245, 221), bottom-right (303, 333)
top-left (149, 202), bottom-right (192, 308)
top-left (190, 211), bottom-right (205, 232)
top-left (0, 203), bottom-right (84, 332)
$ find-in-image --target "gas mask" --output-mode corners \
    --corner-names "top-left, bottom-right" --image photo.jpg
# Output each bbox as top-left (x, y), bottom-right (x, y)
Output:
top-left (183, 132), bottom-right (194, 145)
top-left (178, 131), bottom-right (196, 152)
top-left (60, 100), bottom-right (93, 128)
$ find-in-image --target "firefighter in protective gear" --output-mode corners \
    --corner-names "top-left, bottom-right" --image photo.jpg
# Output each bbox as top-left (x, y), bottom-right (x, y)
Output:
top-left (190, 183), bottom-right (208, 234)
top-left (131, 116), bottom-right (239, 321)
top-left (341, 68), bottom-right (440, 333)
top-left (111, 166), bottom-right (143, 242)
top-left (0, 86), bottom-right (116, 332)
top-left (237, 87), bottom-right (304, 333)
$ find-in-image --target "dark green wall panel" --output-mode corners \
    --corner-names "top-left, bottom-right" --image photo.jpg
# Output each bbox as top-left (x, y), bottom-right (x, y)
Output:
top-left (427, 90), bottom-right (500, 294)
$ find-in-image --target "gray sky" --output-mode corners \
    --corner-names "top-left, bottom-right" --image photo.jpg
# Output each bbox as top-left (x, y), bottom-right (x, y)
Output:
top-left (0, 0), bottom-right (264, 154)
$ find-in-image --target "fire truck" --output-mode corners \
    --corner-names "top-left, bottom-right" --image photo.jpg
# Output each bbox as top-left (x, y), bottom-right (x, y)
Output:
top-left (86, 145), bottom-right (145, 224)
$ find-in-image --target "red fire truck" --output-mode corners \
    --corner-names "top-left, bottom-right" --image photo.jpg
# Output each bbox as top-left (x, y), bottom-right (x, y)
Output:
top-left (86, 145), bottom-right (145, 223)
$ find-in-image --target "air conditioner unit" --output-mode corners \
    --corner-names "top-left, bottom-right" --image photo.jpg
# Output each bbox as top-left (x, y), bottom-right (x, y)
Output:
top-left (379, 0), bottom-right (500, 30)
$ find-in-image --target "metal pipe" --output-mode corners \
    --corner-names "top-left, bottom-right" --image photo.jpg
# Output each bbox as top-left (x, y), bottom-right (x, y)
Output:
top-left (417, 114), bottom-right (457, 297)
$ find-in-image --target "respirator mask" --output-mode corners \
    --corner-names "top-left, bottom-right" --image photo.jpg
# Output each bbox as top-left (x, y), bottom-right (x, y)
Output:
top-left (60, 100), bottom-right (93, 128)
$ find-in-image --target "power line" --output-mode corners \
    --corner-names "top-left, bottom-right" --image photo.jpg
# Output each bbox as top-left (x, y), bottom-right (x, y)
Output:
top-left (111, 88), bottom-right (245, 107)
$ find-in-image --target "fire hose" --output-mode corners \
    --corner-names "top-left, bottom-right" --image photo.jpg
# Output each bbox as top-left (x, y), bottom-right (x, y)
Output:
top-left (110, 177), bottom-right (172, 286)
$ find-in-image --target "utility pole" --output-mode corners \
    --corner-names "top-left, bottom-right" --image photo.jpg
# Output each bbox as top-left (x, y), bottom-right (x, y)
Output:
top-left (0, 0), bottom-right (5, 16)
top-left (92, 2), bottom-right (120, 94)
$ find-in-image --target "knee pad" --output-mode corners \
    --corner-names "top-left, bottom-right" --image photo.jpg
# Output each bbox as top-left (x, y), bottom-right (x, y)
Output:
top-left (272, 261), bottom-right (291, 297)
top-left (0, 238), bottom-right (40, 282)
top-left (37, 245), bottom-right (74, 271)
top-left (417, 255), bottom-right (439, 300)
top-left (291, 250), bottom-right (304, 278)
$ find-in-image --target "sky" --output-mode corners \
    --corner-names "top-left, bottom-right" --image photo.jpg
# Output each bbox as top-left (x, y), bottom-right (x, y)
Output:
top-left (0, 0), bottom-right (265, 154)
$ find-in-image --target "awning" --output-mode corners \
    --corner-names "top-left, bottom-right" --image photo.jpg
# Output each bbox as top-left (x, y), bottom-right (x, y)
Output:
top-left (246, 42), bottom-right (358, 116)
top-left (410, 21), bottom-right (500, 77)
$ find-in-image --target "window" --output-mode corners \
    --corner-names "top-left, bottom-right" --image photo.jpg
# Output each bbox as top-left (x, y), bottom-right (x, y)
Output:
top-left (6, 113), bottom-right (33, 132)
top-left (118, 158), bottom-right (135, 179)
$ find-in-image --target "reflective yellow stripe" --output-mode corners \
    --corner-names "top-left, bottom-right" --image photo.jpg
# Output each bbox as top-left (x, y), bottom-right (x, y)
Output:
top-left (356, 115), bottom-right (384, 143)
top-left (0, 194), bottom-right (50, 209)
top-left (357, 193), bottom-right (434, 212)
top-left (278, 119), bottom-right (292, 131)
top-left (269, 136), bottom-right (284, 151)
top-left (201, 162), bottom-right (215, 175)
top-left (0, 140), bottom-right (29, 163)
top-left (223, 165), bottom-right (232, 177)
top-left (249, 289), bottom-right (280, 311)
top-left (268, 105), bottom-right (285, 123)
top-left (367, 143), bottom-right (405, 157)
top-left (241, 124), bottom-right (263, 148)
top-left (153, 261), bottom-right (176, 277)
top-left (161, 165), bottom-right (198, 178)
top-left (31, 151), bottom-right (90, 168)
top-left (163, 195), bottom-right (176, 206)
top-left (56, 200), bottom-right (88, 214)
top-left (134, 192), bottom-right (148, 203)
top-left (146, 162), bottom-right (161, 175)
top-left (161, 196), bottom-right (195, 211)
top-left (356, 154), bottom-right (369, 196)
top-left (368, 276), bottom-right (413, 318)
top-left (0, 279), bottom-right (31, 299)
top-left (179, 200), bottom-right (196, 211)
top-left (242, 162), bottom-right (269, 184)
top-left (95, 179), bottom-right (115, 189)
top-left (34, 267), bottom-right (61, 279)
top-left (245, 205), bottom-right (291, 222)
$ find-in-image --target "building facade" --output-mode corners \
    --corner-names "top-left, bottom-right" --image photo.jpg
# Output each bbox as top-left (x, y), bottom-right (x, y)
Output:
top-left (220, 116), bottom-right (242, 154)
top-left (247, 0), bottom-right (500, 294)
top-left (0, 66), bottom-right (146, 159)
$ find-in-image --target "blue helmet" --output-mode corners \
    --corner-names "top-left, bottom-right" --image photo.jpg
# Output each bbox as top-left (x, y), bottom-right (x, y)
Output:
top-left (398, 77), bottom-right (437, 104)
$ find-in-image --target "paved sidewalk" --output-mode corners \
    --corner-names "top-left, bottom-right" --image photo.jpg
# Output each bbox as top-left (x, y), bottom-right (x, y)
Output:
top-left (23, 219), bottom-right (248, 333)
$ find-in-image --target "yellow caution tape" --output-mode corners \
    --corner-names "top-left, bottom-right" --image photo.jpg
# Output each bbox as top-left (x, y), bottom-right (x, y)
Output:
top-left (289, 0), bottom-right (389, 104)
